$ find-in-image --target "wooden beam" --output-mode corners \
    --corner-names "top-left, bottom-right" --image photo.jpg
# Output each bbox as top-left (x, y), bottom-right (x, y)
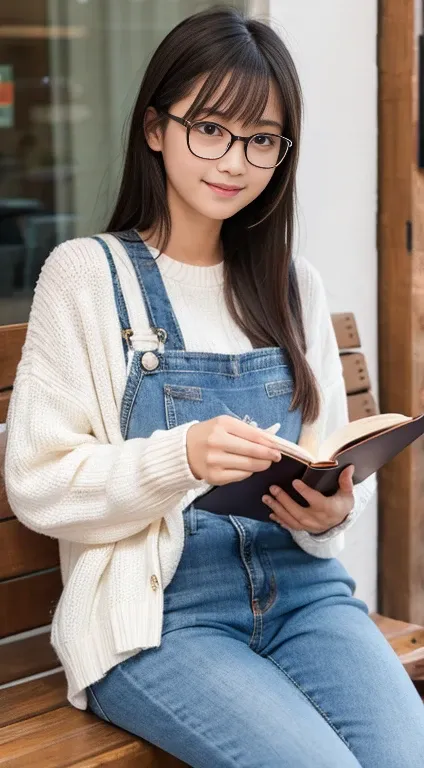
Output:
top-left (378, 0), bottom-right (424, 622)
top-left (410, 4), bottom-right (424, 620)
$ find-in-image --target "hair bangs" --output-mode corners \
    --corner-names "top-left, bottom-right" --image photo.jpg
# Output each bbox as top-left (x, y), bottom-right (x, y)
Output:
top-left (184, 59), bottom-right (272, 129)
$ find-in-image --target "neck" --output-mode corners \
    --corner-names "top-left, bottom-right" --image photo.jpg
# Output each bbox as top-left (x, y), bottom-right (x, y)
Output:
top-left (141, 182), bottom-right (224, 266)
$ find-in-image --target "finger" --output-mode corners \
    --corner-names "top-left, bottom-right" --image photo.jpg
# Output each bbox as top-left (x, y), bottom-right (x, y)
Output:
top-left (291, 479), bottom-right (325, 507)
top-left (268, 485), bottom-right (319, 528)
top-left (223, 416), bottom-right (283, 449)
top-left (218, 469), bottom-right (255, 484)
top-left (263, 495), bottom-right (307, 531)
top-left (210, 450), bottom-right (275, 474)
top-left (338, 465), bottom-right (355, 493)
top-left (212, 431), bottom-right (282, 463)
top-left (269, 508), bottom-right (335, 535)
top-left (264, 422), bottom-right (281, 435)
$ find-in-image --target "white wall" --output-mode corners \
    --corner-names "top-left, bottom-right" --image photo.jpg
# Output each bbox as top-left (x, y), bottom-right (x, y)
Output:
top-left (268, 0), bottom-right (379, 610)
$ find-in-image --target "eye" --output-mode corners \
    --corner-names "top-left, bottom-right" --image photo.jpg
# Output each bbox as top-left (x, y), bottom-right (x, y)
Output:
top-left (193, 122), bottom-right (223, 137)
top-left (252, 134), bottom-right (276, 148)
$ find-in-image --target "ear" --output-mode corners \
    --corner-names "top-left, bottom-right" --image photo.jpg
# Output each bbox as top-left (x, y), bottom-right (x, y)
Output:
top-left (144, 106), bottom-right (163, 152)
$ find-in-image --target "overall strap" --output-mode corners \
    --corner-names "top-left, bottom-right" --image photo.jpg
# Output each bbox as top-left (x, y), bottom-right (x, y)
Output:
top-left (110, 229), bottom-right (186, 351)
top-left (93, 235), bottom-right (132, 365)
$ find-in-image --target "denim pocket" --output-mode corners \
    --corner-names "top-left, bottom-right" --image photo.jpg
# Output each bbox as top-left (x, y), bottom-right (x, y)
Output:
top-left (163, 384), bottom-right (241, 429)
top-left (164, 385), bottom-right (202, 429)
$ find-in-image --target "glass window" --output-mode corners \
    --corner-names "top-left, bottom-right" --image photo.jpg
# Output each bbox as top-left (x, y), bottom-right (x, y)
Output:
top-left (0, 0), bottom-right (251, 325)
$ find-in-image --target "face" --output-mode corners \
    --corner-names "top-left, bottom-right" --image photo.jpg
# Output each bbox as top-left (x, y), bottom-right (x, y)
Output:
top-left (144, 75), bottom-right (285, 223)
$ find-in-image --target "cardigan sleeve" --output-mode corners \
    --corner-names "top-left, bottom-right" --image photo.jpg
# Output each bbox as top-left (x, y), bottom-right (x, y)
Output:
top-left (289, 258), bottom-right (377, 558)
top-left (4, 244), bottom-right (208, 546)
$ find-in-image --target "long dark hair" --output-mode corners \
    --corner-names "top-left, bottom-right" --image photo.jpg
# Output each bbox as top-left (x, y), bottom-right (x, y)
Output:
top-left (108, 6), bottom-right (320, 423)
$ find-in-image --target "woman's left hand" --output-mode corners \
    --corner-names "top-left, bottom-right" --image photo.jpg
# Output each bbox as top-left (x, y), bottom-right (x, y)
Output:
top-left (263, 465), bottom-right (355, 534)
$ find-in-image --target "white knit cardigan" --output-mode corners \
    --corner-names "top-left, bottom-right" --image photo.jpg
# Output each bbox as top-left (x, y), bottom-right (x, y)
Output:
top-left (4, 235), bottom-right (376, 709)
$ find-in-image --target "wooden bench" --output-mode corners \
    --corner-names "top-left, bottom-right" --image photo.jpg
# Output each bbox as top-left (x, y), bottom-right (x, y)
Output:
top-left (0, 317), bottom-right (422, 767)
top-left (331, 312), bottom-right (379, 422)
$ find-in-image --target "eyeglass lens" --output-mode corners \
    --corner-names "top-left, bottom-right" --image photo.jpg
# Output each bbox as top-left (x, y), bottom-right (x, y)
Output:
top-left (188, 122), bottom-right (286, 168)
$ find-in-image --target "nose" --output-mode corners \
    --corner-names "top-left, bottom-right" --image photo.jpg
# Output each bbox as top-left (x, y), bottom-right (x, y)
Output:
top-left (215, 138), bottom-right (247, 176)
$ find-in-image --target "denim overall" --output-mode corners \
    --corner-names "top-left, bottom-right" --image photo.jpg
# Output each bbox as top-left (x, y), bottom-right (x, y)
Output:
top-left (87, 231), bottom-right (424, 768)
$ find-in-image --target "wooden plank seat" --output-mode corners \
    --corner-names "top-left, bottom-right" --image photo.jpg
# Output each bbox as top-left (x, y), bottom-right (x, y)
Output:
top-left (0, 317), bottom-right (422, 767)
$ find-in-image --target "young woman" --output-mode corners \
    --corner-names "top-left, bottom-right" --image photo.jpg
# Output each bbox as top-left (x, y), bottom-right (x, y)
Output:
top-left (4, 7), bottom-right (424, 767)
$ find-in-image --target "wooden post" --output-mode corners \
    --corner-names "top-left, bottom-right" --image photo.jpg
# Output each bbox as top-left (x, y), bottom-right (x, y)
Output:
top-left (378, 0), bottom-right (424, 622)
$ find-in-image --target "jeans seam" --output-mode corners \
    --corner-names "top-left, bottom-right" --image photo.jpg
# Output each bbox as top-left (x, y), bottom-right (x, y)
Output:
top-left (87, 685), bottom-right (112, 724)
top-left (258, 547), bottom-right (278, 614)
top-left (266, 654), bottom-right (354, 753)
top-left (260, 573), bottom-right (277, 614)
top-left (229, 516), bottom-right (260, 650)
top-left (121, 369), bottom-right (145, 438)
top-left (164, 390), bottom-right (177, 429)
top-left (190, 505), bottom-right (198, 534)
top-left (157, 365), bottom-right (288, 376)
top-left (184, 504), bottom-right (198, 535)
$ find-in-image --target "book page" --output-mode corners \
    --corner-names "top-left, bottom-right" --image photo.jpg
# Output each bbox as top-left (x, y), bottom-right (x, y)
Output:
top-left (260, 430), bottom-right (315, 463)
top-left (317, 413), bottom-right (412, 461)
top-left (298, 423), bottom-right (320, 457)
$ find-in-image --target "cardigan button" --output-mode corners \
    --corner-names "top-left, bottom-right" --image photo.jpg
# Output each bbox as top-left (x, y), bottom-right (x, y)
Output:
top-left (150, 575), bottom-right (160, 591)
top-left (141, 352), bottom-right (159, 371)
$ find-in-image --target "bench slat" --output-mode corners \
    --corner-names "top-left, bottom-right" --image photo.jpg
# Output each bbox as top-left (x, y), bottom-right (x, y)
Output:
top-left (0, 570), bottom-right (62, 638)
top-left (341, 352), bottom-right (371, 394)
top-left (0, 324), bottom-right (27, 391)
top-left (0, 707), bottom-right (151, 767)
top-left (0, 672), bottom-right (67, 728)
top-left (0, 519), bottom-right (59, 579)
top-left (389, 630), bottom-right (424, 679)
top-left (0, 488), bottom-right (13, 522)
top-left (371, 612), bottom-right (424, 638)
top-left (331, 313), bottom-right (361, 349)
top-left (347, 391), bottom-right (379, 421)
top-left (72, 745), bottom-right (189, 768)
top-left (0, 392), bottom-right (10, 424)
top-left (70, 742), bottom-right (160, 768)
top-left (371, 613), bottom-right (424, 681)
top-left (0, 631), bottom-right (59, 685)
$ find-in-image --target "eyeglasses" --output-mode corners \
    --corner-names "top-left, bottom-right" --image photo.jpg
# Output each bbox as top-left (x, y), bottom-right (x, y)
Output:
top-left (162, 111), bottom-right (293, 169)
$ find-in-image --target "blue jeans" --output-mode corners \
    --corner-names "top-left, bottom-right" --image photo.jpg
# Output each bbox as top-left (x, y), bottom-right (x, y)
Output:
top-left (87, 508), bottom-right (424, 767)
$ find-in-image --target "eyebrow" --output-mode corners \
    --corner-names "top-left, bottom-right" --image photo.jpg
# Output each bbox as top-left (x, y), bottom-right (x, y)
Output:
top-left (196, 108), bottom-right (283, 132)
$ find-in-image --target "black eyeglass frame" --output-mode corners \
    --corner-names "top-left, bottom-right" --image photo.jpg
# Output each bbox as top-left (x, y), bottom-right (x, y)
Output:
top-left (162, 111), bottom-right (293, 169)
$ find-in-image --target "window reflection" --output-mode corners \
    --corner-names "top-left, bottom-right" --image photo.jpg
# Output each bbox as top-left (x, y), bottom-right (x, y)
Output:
top-left (0, 0), bottom-right (247, 325)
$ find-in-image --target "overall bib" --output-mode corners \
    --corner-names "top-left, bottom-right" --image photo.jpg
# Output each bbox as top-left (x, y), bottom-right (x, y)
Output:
top-left (87, 231), bottom-right (424, 768)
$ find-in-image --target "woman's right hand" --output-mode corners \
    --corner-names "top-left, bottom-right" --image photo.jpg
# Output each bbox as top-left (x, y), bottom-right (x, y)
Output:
top-left (186, 415), bottom-right (282, 486)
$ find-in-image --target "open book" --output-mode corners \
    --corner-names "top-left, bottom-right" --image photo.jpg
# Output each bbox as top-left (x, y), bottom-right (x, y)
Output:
top-left (197, 413), bottom-right (424, 523)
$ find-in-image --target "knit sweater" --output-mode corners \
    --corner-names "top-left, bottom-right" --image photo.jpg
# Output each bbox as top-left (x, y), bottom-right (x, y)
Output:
top-left (4, 234), bottom-right (376, 710)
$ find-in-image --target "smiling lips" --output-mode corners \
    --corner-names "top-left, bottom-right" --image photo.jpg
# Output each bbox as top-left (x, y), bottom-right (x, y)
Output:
top-left (204, 181), bottom-right (244, 197)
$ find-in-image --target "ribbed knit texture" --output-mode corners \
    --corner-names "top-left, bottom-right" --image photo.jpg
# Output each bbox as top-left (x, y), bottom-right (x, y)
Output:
top-left (4, 235), bottom-right (376, 710)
